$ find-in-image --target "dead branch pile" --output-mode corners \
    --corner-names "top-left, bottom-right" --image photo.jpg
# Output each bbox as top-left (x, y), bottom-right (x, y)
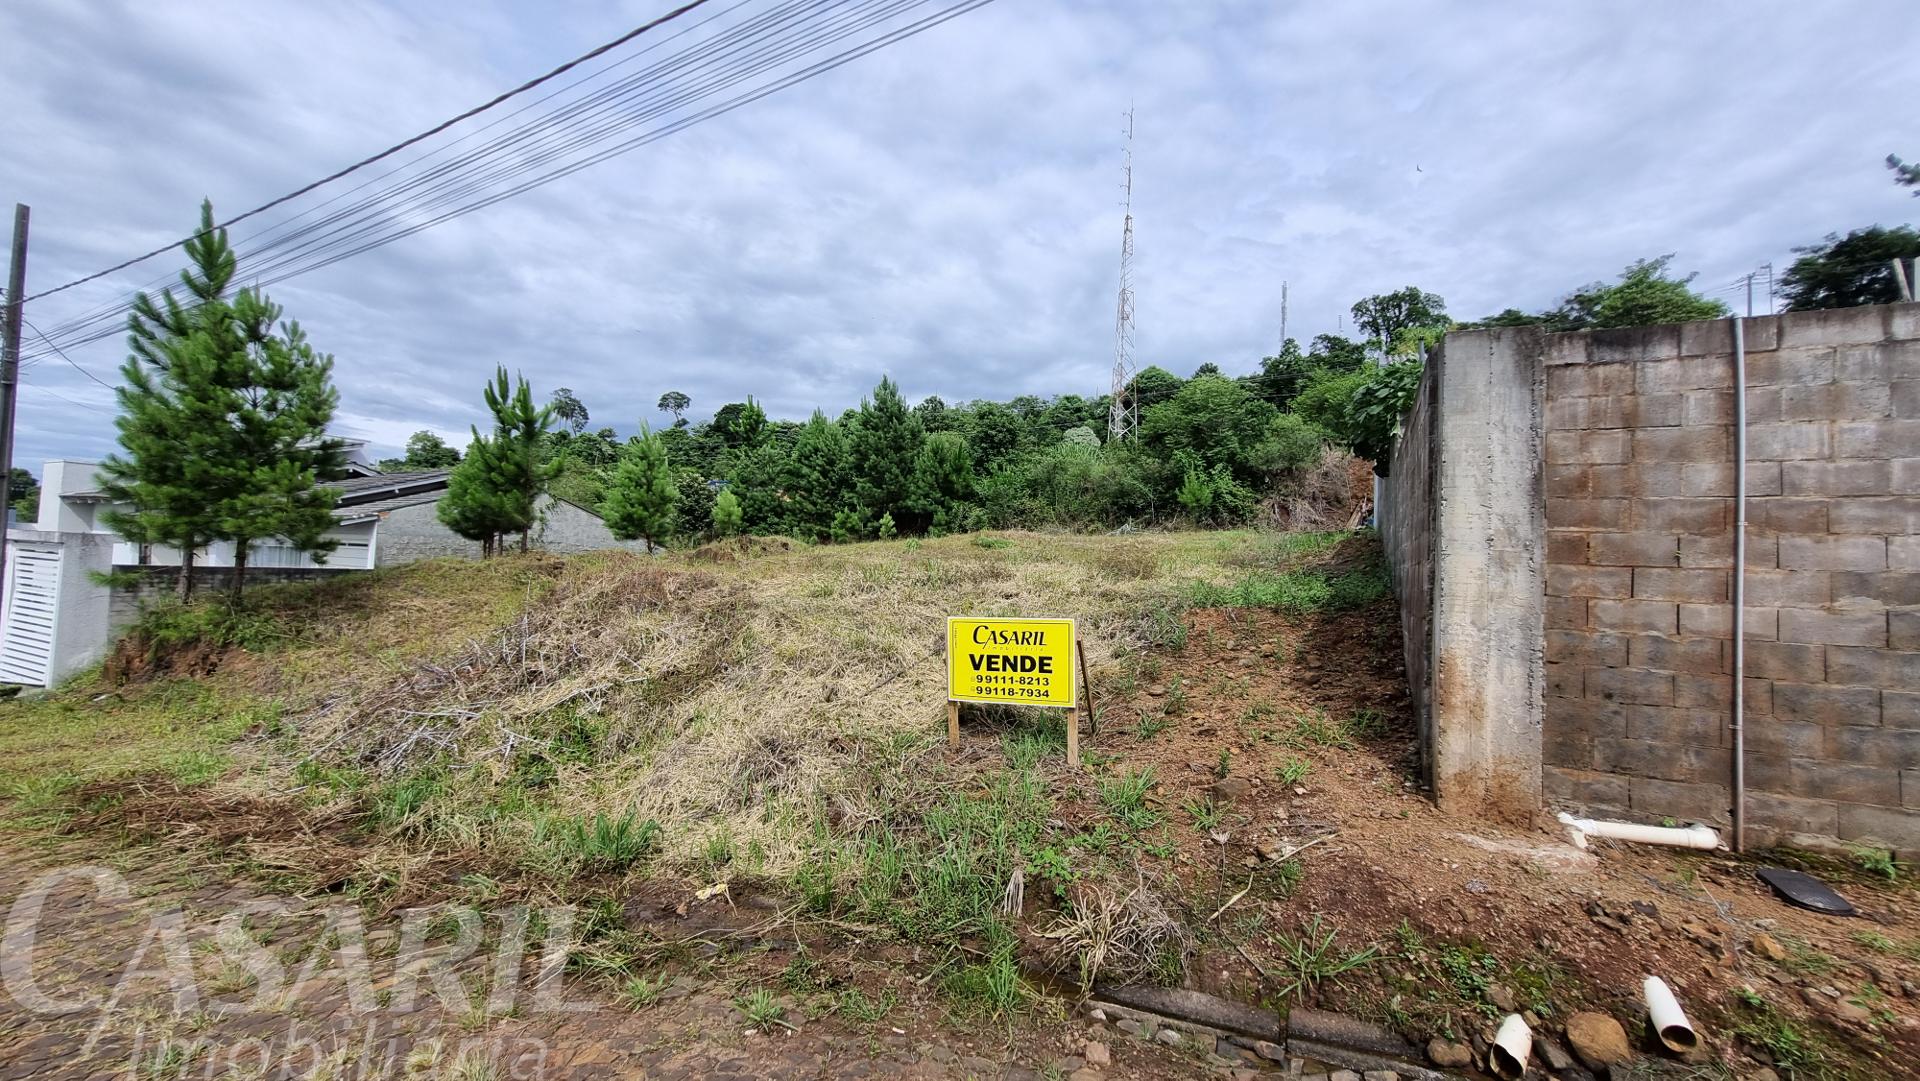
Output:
top-left (299, 560), bottom-right (739, 774)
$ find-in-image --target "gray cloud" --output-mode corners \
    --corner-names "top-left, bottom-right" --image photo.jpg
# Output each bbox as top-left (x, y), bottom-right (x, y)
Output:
top-left (2, 0), bottom-right (1914, 471)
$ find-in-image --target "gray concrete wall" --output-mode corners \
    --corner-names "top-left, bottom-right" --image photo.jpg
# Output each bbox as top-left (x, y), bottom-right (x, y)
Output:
top-left (106, 566), bottom-right (358, 633)
top-left (1424, 329), bottom-right (1549, 823)
top-left (1544, 304), bottom-right (1920, 852)
top-left (1379, 360), bottom-right (1438, 787)
top-left (373, 495), bottom-right (649, 567)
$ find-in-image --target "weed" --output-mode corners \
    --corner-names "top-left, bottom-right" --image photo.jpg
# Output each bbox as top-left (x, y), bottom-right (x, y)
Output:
top-left (1847, 844), bottom-right (1901, 882)
top-left (168, 750), bottom-right (228, 786)
top-left (1733, 995), bottom-right (1831, 1079)
top-left (1163, 677), bottom-right (1188, 716)
top-left (702, 827), bottom-right (735, 875)
top-left (1132, 712), bottom-right (1169, 740)
top-left (1275, 756), bottom-right (1312, 786)
top-left (1285, 709), bottom-right (1353, 750)
top-left (1214, 747), bottom-right (1232, 779)
top-left (1188, 564), bottom-right (1389, 615)
top-left (541, 812), bottom-right (661, 871)
top-left (1099, 768), bottom-right (1160, 832)
top-left (972, 535), bottom-right (1013, 550)
top-left (1270, 916), bottom-right (1377, 1003)
top-left (943, 936), bottom-right (1026, 1014)
top-left (836, 987), bottom-right (898, 1023)
top-left (737, 988), bottom-right (786, 1027)
top-left (1138, 602), bottom-right (1190, 649)
top-left (1182, 796), bottom-right (1222, 833)
top-left (1345, 708), bottom-right (1387, 740)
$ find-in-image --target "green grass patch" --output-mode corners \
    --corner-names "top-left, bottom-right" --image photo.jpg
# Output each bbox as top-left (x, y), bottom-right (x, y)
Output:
top-left (1188, 563), bottom-right (1390, 615)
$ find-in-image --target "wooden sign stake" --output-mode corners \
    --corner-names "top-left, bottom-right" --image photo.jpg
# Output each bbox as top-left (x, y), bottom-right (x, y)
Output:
top-left (947, 701), bottom-right (961, 749)
top-left (1066, 708), bottom-right (1080, 767)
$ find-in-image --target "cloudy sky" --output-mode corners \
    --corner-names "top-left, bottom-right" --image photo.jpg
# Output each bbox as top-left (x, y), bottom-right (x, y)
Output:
top-left (1, 1), bottom-right (1914, 469)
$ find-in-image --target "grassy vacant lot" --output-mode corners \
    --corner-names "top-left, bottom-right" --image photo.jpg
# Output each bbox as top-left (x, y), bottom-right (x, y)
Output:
top-left (0, 531), bottom-right (1384, 1001)
top-left (3, 529), bottom-right (1913, 1079)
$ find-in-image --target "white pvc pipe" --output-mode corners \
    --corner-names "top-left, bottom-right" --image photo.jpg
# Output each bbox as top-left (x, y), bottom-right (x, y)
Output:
top-left (1490, 1013), bottom-right (1531, 1080)
top-left (1644, 975), bottom-right (1699, 1054)
top-left (1557, 812), bottom-right (1721, 851)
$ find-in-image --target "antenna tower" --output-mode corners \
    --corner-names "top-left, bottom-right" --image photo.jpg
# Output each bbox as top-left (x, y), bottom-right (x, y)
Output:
top-left (1108, 107), bottom-right (1138, 442)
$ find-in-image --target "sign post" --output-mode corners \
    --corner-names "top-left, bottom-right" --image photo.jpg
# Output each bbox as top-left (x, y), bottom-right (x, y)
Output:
top-left (946, 616), bottom-right (1080, 767)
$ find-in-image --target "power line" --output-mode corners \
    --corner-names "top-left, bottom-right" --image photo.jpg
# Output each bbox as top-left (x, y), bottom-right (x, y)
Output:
top-left (21, 316), bottom-right (115, 390)
top-left (21, 0), bottom-right (995, 364)
top-left (20, 374), bottom-right (113, 415)
top-left (23, 0), bottom-right (719, 304)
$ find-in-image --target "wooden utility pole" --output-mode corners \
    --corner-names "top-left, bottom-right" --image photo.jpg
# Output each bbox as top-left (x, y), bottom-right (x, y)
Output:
top-left (0, 203), bottom-right (29, 610)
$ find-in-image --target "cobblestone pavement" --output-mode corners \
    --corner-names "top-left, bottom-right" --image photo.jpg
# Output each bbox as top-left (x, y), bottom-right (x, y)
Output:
top-left (0, 837), bottom-right (1196, 1080)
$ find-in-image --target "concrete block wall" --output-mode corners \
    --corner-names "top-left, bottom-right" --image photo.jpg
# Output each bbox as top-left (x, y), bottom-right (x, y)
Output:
top-left (1540, 304), bottom-right (1920, 851)
top-left (1380, 362), bottom-right (1437, 784)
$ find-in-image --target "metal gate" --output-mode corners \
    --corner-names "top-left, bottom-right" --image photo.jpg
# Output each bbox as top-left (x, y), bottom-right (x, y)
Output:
top-left (0, 544), bottom-right (63, 685)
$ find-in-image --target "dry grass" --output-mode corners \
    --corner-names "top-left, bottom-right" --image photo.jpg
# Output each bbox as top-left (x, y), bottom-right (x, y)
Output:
top-left (0, 528), bottom-right (1324, 882)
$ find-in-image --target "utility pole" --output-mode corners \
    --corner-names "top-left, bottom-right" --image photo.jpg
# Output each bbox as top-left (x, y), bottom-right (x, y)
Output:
top-left (1279, 280), bottom-right (1289, 350)
top-left (0, 204), bottom-right (29, 613)
top-left (1107, 107), bottom-right (1138, 443)
top-left (1745, 272), bottom-right (1754, 318)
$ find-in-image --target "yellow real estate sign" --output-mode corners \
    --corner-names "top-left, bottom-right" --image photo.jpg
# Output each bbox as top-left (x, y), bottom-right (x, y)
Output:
top-left (946, 616), bottom-right (1076, 708)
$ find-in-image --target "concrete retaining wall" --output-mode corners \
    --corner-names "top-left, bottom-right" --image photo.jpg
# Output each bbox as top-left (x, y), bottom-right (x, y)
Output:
top-left (1385, 303), bottom-right (1920, 851)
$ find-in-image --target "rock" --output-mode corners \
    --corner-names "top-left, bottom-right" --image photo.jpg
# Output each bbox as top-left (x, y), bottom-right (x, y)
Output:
top-left (1362, 1072), bottom-right (1400, 1081)
top-left (1154, 1028), bottom-right (1182, 1046)
top-left (1487, 983), bottom-right (1517, 1012)
top-left (1747, 1069), bottom-right (1779, 1081)
top-left (1083, 1041), bottom-right (1110, 1067)
top-left (1068, 1070), bottom-right (1102, 1081)
top-left (1564, 1012), bottom-right (1631, 1070)
top-left (1829, 998), bottom-right (1873, 1024)
top-left (1210, 776), bottom-right (1253, 801)
top-left (1116, 1018), bottom-right (1142, 1037)
top-left (1532, 1035), bottom-right (1573, 1072)
top-left (1329, 1072), bottom-right (1359, 1081)
top-left (1147, 684), bottom-right (1167, 697)
top-left (925, 1045), bottom-right (959, 1065)
top-left (1249, 1040), bottom-right (1285, 1062)
top-left (1427, 1038), bottom-right (1472, 1067)
top-left (1086, 1007), bottom-right (1108, 1023)
top-left (1052, 1058), bottom-right (1085, 1074)
top-left (1750, 933), bottom-right (1787, 962)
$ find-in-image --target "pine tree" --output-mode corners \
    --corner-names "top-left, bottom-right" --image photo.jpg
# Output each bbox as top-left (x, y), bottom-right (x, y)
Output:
top-left (906, 430), bottom-right (973, 533)
top-left (99, 201), bottom-right (345, 601)
top-left (782, 411), bottom-right (852, 541)
top-left (711, 488), bottom-right (743, 538)
top-left (849, 376), bottom-right (924, 533)
top-left (602, 425), bottom-right (679, 552)
top-left (436, 367), bottom-right (552, 555)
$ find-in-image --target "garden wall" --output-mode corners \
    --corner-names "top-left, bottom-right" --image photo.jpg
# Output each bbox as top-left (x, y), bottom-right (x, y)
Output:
top-left (1386, 303), bottom-right (1920, 851)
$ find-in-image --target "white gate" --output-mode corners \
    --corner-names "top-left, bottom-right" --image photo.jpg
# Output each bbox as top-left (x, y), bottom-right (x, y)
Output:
top-left (0, 544), bottom-right (63, 685)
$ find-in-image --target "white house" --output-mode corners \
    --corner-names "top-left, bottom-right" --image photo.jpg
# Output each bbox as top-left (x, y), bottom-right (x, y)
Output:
top-left (0, 442), bottom-right (646, 686)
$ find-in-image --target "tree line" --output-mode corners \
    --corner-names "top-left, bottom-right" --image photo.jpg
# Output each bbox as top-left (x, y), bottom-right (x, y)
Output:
top-left (94, 158), bottom-right (1920, 583)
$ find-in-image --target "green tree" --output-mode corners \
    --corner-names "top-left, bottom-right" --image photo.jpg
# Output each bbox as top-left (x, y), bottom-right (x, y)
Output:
top-left (436, 367), bottom-right (552, 555)
top-left (1245, 338), bottom-right (1313, 409)
top-left (1780, 226), bottom-right (1920, 310)
top-left (912, 394), bottom-right (950, 432)
top-left (907, 430), bottom-right (974, 532)
top-left (849, 376), bottom-right (925, 531)
top-left (711, 487), bottom-right (743, 537)
top-left (1126, 366), bottom-right (1185, 413)
top-left (1350, 287), bottom-right (1447, 355)
top-left (1890, 153), bottom-right (1920, 194)
top-left (1176, 469), bottom-right (1213, 524)
top-left (8, 467), bottom-right (37, 522)
top-left (1138, 374), bottom-right (1279, 485)
top-left (1483, 256), bottom-right (1729, 331)
top-left (782, 411), bottom-right (852, 540)
top-left (548, 387), bottom-right (589, 434)
top-left (657, 390), bottom-right (691, 426)
top-left (601, 425), bottom-right (678, 552)
top-left (395, 430), bottom-right (461, 470)
top-left (98, 200), bottom-right (345, 601)
top-left (1308, 334), bottom-right (1369, 373)
top-left (713, 399), bottom-right (769, 449)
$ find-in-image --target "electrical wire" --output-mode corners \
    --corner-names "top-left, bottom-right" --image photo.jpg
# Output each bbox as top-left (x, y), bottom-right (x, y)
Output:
top-left (21, 317), bottom-right (116, 390)
top-left (19, 0), bottom-right (995, 368)
top-left (22, 0), bottom-right (718, 304)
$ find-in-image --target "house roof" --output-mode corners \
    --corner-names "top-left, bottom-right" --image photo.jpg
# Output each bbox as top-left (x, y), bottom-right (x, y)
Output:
top-left (331, 471), bottom-right (449, 505)
top-left (63, 470), bottom-right (452, 517)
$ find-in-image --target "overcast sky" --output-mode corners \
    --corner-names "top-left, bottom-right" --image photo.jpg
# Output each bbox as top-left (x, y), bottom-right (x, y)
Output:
top-left (1, 1), bottom-right (1914, 470)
